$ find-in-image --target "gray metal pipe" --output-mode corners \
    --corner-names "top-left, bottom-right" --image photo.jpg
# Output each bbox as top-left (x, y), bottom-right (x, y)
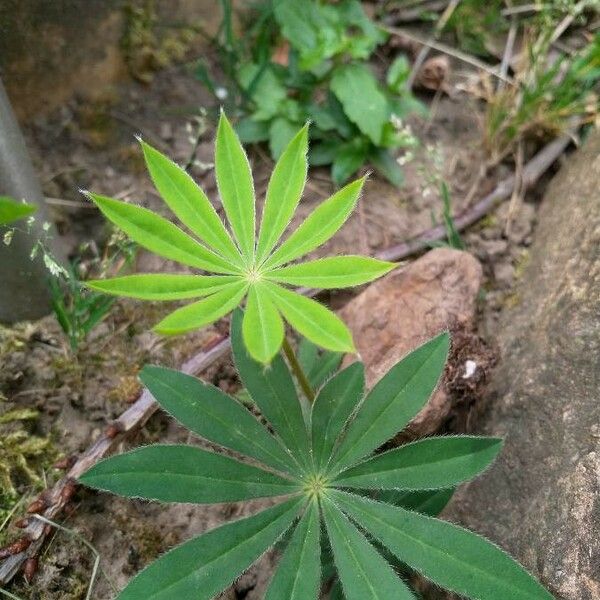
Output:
top-left (0, 77), bottom-right (66, 323)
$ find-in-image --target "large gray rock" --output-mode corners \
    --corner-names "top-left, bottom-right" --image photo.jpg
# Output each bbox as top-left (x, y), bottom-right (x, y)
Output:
top-left (447, 131), bottom-right (600, 599)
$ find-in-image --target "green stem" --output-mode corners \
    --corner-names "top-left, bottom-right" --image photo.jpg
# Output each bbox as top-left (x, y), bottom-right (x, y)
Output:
top-left (282, 337), bottom-right (315, 403)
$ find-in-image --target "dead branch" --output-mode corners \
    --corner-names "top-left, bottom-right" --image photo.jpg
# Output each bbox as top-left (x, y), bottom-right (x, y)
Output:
top-left (0, 129), bottom-right (574, 585)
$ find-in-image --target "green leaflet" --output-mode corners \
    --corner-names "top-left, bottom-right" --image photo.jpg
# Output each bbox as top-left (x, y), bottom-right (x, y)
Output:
top-left (231, 309), bottom-right (312, 472)
top-left (298, 338), bottom-right (344, 389)
top-left (334, 436), bottom-right (503, 490)
top-left (154, 281), bottom-right (248, 335)
top-left (86, 274), bottom-right (240, 300)
top-left (322, 496), bottom-right (416, 600)
top-left (331, 63), bottom-right (389, 145)
top-left (87, 193), bottom-right (240, 274)
top-left (243, 283), bottom-right (285, 364)
top-left (139, 366), bottom-right (299, 476)
top-left (139, 140), bottom-right (242, 265)
top-left (262, 177), bottom-right (365, 269)
top-left (256, 125), bottom-right (308, 263)
top-left (311, 362), bottom-right (365, 471)
top-left (265, 501), bottom-right (321, 600)
top-left (328, 333), bottom-right (449, 475)
top-left (79, 445), bottom-right (299, 503)
top-left (265, 282), bottom-right (355, 353)
top-left (377, 488), bottom-right (455, 517)
top-left (117, 497), bottom-right (303, 600)
top-left (269, 117), bottom-right (300, 161)
top-left (332, 490), bottom-right (553, 600)
top-left (0, 196), bottom-right (36, 225)
top-left (268, 256), bottom-right (396, 289)
top-left (215, 111), bottom-right (256, 261)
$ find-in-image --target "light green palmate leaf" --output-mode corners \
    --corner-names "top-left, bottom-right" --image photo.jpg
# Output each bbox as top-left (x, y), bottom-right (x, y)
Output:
top-left (87, 193), bottom-right (240, 274)
top-left (322, 496), bottom-right (416, 600)
top-left (265, 282), bottom-right (355, 353)
top-left (117, 497), bottom-right (303, 600)
top-left (256, 125), bottom-right (308, 263)
top-left (333, 490), bottom-right (553, 600)
top-left (139, 366), bottom-right (299, 476)
top-left (268, 256), bottom-right (395, 289)
top-left (154, 280), bottom-right (248, 335)
top-left (311, 362), bottom-right (365, 471)
top-left (0, 196), bottom-right (37, 225)
top-left (331, 63), bottom-right (389, 145)
top-left (215, 111), bottom-right (256, 261)
top-left (231, 309), bottom-right (312, 472)
top-left (262, 177), bottom-right (365, 270)
top-left (86, 274), bottom-right (240, 300)
top-left (334, 436), bottom-right (503, 491)
top-left (328, 333), bottom-right (449, 475)
top-left (265, 501), bottom-right (321, 600)
top-left (243, 283), bottom-right (285, 364)
top-left (79, 445), bottom-right (299, 504)
top-left (139, 140), bottom-right (242, 265)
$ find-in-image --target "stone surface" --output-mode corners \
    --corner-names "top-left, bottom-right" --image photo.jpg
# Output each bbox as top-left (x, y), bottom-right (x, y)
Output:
top-left (340, 247), bottom-right (483, 437)
top-left (445, 131), bottom-right (600, 600)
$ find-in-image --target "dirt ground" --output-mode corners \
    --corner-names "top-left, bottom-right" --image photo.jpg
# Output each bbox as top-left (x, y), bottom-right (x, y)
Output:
top-left (1, 47), bottom-right (559, 599)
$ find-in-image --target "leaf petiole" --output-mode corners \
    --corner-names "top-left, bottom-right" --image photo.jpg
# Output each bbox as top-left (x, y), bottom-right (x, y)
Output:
top-left (282, 336), bottom-right (315, 403)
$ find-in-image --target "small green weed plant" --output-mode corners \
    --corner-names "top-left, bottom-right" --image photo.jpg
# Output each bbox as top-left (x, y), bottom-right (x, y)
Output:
top-left (79, 113), bottom-right (551, 599)
top-left (198, 0), bottom-right (421, 186)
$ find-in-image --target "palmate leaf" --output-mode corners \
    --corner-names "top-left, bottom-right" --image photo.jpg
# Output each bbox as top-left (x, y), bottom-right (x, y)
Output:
top-left (256, 125), bottom-right (308, 264)
top-left (322, 496), bottom-right (416, 600)
top-left (265, 500), bottom-right (321, 600)
top-left (87, 193), bottom-right (240, 274)
top-left (377, 488), bottom-right (455, 517)
top-left (267, 256), bottom-right (396, 289)
top-left (117, 496), bottom-right (303, 600)
top-left (262, 177), bottom-right (365, 270)
top-left (243, 283), bottom-right (285, 364)
top-left (86, 274), bottom-right (240, 300)
top-left (139, 140), bottom-right (243, 265)
top-left (328, 333), bottom-right (449, 475)
top-left (215, 111), bottom-right (256, 261)
top-left (231, 309), bottom-right (312, 472)
top-left (265, 282), bottom-right (355, 353)
top-left (154, 281), bottom-right (248, 335)
top-left (139, 366), bottom-right (299, 476)
top-left (79, 445), bottom-right (299, 503)
top-left (333, 490), bottom-right (553, 600)
top-left (334, 436), bottom-right (503, 490)
top-left (311, 362), bottom-right (365, 471)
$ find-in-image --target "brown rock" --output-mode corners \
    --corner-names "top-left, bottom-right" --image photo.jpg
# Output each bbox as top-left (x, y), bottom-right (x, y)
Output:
top-left (340, 248), bottom-right (483, 437)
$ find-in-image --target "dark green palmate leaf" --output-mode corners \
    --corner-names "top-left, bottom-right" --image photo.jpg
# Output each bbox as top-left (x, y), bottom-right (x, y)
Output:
top-left (231, 309), bottom-right (312, 472)
top-left (322, 496), bottom-right (416, 599)
top-left (332, 490), bottom-right (553, 600)
top-left (118, 497), bottom-right (303, 600)
top-left (265, 500), bottom-right (321, 599)
top-left (79, 445), bottom-right (299, 503)
top-left (334, 436), bottom-right (503, 490)
top-left (377, 488), bottom-right (455, 517)
top-left (328, 332), bottom-right (449, 475)
top-left (139, 366), bottom-right (299, 476)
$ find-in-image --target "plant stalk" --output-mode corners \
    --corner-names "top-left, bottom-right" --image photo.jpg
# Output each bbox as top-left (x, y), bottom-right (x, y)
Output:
top-left (282, 337), bottom-right (315, 403)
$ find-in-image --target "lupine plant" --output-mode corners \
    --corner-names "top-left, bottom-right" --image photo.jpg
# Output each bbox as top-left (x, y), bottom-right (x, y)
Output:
top-left (79, 113), bottom-right (551, 599)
